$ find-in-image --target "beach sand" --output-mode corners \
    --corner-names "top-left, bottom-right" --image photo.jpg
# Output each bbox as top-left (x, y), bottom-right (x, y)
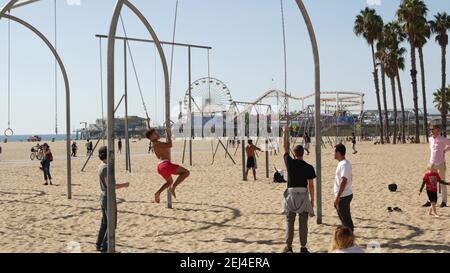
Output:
top-left (0, 139), bottom-right (449, 253)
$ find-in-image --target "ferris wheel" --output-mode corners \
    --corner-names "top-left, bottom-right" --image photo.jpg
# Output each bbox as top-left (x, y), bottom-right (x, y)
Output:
top-left (183, 77), bottom-right (234, 114)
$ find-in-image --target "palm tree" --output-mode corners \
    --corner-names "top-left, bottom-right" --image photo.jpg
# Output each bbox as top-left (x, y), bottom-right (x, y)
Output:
top-left (376, 37), bottom-right (391, 143)
top-left (433, 86), bottom-right (450, 114)
top-left (354, 7), bottom-right (385, 144)
top-left (386, 21), bottom-right (408, 144)
top-left (414, 22), bottom-right (431, 141)
top-left (396, 55), bottom-right (407, 143)
top-left (430, 12), bottom-right (450, 136)
top-left (397, 0), bottom-right (428, 143)
top-left (383, 22), bottom-right (407, 144)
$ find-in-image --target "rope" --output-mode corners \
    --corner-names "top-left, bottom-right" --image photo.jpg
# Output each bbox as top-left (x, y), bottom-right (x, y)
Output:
top-left (280, 0), bottom-right (289, 125)
top-left (154, 45), bottom-right (158, 126)
top-left (207, 49), bottom-right (211, 113)
top-left (119, 14), bottom-right (150, 121)
top-left (98, 37), bottom-right (105, 134)
top-left (54, 0), bottom-right (58, 135)
top-left (7, 10), bottom-right (11, 130)
top-left (169, 0), bottom-right (179, 94)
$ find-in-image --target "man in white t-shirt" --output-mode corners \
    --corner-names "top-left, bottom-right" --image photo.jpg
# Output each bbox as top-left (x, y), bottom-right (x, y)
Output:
top-left (334, 144), bottom-right (354, 231)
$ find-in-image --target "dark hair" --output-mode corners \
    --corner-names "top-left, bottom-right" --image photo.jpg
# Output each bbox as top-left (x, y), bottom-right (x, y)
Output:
top-left (99, 146), bottom-right (107, 161)
top-left (430, 124), bottom-right (441, 130)
top-left (248, 139), bottom-right (253, 145)
top-left (335, 144), bottom-right (346, 156)
top-left (293, 145), bottom-right (304, 157)
top-left (145, 128), bottom-right (156, 139)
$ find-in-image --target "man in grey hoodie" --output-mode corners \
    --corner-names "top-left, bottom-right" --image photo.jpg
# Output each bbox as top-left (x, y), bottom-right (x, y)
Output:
top-left (282, 126), bottom-right (316, 253)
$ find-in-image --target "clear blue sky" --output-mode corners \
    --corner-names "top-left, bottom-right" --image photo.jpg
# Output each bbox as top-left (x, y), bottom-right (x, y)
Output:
top-left (0, 0), bottom-right (449, 135)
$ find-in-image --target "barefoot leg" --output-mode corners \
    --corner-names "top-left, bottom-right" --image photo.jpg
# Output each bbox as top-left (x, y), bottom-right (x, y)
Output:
top-left (155, 177), bottom-right (173, 203)
top-left (170, 166), bottom-right (190, 198)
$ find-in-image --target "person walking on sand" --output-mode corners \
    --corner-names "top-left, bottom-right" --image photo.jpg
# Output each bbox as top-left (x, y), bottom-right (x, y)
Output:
top-left (41, 143), bottom-right (53, 186)
top-left (71, 142), bottom-right (78, 157)
top-left (146, 126), bottom-right (190, 204)
top-left (333, 144), bottom-right (354, 231)
top-left (96, 146), bottom-right (129, 252)
top-left (329, 226), bottom-right (364, 253)
top-left (424, 124), bottom-right (450, 208)
top-left (303, 132), bottom-right (311, 155)
top-left (420, 164), bottom-right (450, 217)
top-left (351, 133), bottom-right (358, 154)
top-left (281, 126), bottom-right (316, 254)
top-left (117, 138), bottom-right (122, 154)
top-left (245, 139), bottom-right (262, 181)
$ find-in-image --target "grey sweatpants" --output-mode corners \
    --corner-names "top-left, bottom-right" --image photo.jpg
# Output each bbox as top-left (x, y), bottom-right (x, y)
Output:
top-left (285, 211), bottom-right (309, 248)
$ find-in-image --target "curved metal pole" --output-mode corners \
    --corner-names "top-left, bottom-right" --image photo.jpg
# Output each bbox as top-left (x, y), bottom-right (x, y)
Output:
top-left (107, 0), bottom-right (171, 253)
top-left (295, 0), bottom-right (321, 224)
top-left (0, 11), bottom-right (72, 200)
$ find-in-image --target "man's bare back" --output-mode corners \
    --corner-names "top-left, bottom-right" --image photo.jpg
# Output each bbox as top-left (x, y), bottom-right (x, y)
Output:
top-left (246, 145), bottom-right (258, 158)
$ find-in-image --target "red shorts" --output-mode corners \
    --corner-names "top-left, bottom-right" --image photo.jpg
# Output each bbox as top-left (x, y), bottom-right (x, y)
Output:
top-left (157, 161), bottom-right (179, 180)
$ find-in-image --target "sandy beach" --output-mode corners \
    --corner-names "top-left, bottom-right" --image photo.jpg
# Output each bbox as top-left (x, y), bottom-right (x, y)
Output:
top-left (0, 139), bottom-right (449, 253)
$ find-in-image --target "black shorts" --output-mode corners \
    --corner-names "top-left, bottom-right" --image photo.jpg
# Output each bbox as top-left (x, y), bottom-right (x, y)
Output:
top-left (247, 157), bottom-right (257, 169)
top-left (427, 190), bottom-right (438, 203)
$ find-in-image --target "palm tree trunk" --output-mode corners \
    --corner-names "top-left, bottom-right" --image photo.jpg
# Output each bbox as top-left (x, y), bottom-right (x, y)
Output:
top-left (381, 65), bottom-right (390, 143)
top-left (390, 76), bottom-right (398, 144)
top-left (419, 47), bottom-right (429, 142)
top-left (410, 42), bottom-right (420, 143)
top-left (441, 45), bottom-right (447, 136)
top-left (397, 70), bottom-right (406, 144)
top-left (371, 43), bottom-right (384, 144)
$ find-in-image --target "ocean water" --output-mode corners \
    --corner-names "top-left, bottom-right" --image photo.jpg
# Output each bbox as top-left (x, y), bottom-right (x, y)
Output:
top-left (0, 134), bottom-right (76, 143)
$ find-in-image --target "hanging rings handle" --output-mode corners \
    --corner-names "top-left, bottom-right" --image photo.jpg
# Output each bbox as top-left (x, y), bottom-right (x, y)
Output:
top-left (4, 128), bottom-right (14, 137)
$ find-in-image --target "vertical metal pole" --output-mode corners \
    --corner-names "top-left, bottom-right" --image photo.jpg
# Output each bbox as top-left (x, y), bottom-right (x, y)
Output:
top-left (188, 46), bottom-right (193, 166)
top-left (265, 139), bottom-right (269, 178)
top-left (336, 92), bottom-right (339, 144)
top-left (106, 0), bottom-right (124, 254)
top-left (124, 40), bottom-right (131, 172)
top-left (241, 119), bottom-right (246, 181)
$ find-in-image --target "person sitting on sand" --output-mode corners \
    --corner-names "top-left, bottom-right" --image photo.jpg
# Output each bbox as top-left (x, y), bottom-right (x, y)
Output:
top-left (146, 126), bottom-right (190, 204)
top-left (281, 126), bottom-right (316, 254)
top-left (420, 164), bottom-right (450, 217)
top-left (96, 146), bottom-right (129, 252)
top-left (245, 139), bottom-right (262, 181)
top-left (329, 226), bottom-right (364, 253)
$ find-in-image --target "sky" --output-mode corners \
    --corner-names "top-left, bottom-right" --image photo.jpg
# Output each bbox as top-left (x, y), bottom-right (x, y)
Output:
top-left (0, 0), bottom-right (449, 135)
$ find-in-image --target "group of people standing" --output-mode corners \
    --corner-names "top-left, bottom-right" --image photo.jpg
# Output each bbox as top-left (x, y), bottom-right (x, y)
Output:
top-left (70, 140), bottom-right (93, 157)
top-left (421, 124), bottom-right (449, 217)
top-left (281, 126), bottom-right (357, 253)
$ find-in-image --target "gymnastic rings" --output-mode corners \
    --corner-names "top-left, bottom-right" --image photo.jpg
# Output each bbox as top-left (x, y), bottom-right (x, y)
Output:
top-left (4, 128), bottom-right (14, 137)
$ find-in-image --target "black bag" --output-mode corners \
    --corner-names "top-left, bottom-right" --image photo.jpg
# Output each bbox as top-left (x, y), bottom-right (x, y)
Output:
top-left (273, 170), bottom-right (286, 183)
top-left (388, 183), bottom-right (397, 192)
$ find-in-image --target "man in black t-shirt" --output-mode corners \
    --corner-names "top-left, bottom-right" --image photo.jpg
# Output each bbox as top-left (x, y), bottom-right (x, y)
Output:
top-left (282, 126), bottom-right (316, 254)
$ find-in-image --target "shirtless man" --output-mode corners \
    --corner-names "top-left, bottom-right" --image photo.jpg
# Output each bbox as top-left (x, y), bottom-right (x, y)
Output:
top-left (146, 126), bottom-right (190, 203)
top-left (245, 139), bottom-right (262, 181)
